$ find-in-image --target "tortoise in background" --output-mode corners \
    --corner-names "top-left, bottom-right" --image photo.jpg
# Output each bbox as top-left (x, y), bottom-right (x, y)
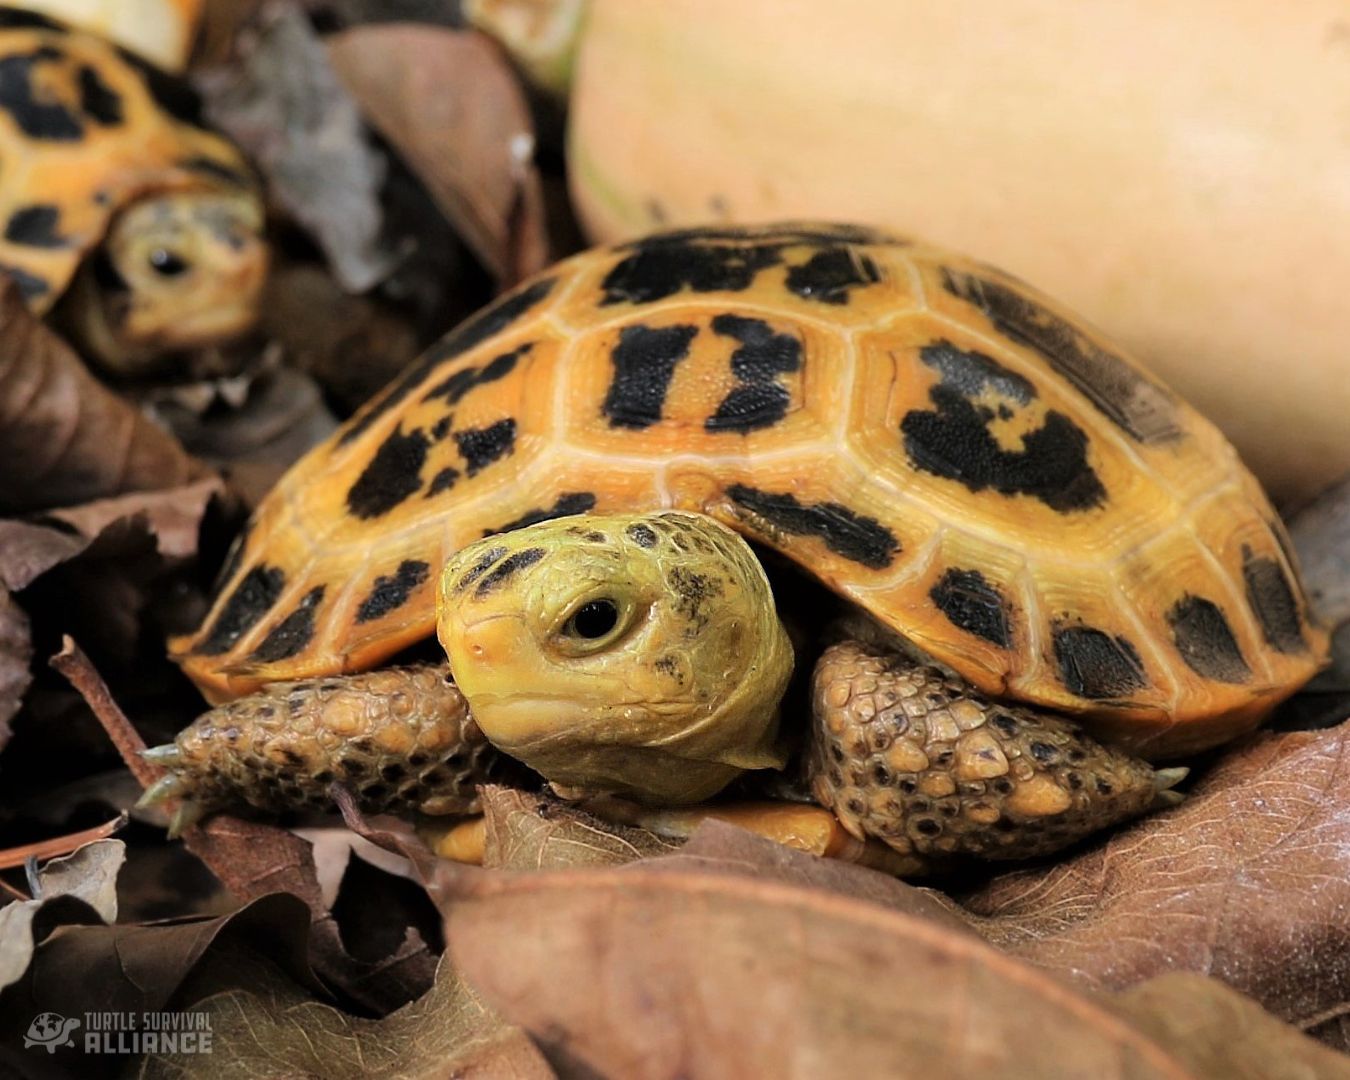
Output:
top-left (0, 7), bottom-right (265, 373)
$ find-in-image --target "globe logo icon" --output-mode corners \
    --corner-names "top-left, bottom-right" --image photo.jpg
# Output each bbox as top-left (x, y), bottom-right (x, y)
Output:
top-left (24, 1012), bottom-right (80, 1053)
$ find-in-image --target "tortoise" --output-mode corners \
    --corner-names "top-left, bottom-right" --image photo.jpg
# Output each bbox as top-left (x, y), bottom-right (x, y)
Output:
top-left (144, 222), bottom-right (1327, 872)
top-left (0, 7), bottom-right (266, 374)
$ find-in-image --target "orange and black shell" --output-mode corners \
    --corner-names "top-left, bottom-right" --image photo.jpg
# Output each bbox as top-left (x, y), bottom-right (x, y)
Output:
top-left (0, 8), bottom-right (256, 310)
top-left (173, 223), bottom-right (1328, 759)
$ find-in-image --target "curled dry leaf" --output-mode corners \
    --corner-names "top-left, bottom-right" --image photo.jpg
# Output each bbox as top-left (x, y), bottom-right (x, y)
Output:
top-left (442, 860), bottom-right (1350, 1079)
top-left (957, 720), bottom-right (1350, 1049)
top-left (0, 284), bottom-right (205, 515)
top-left (0, 838), bottom-right (124, 993)
top-left (199, 4), bottom-right (397, 291)
top-left (328, 23), bottom-right (550, 285)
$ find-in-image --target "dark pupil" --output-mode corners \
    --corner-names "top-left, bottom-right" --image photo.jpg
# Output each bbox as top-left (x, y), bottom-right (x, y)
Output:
top-left (148, 248), bottom-right (189, 277)
top-left (570, 600), bottom-right (618, 639)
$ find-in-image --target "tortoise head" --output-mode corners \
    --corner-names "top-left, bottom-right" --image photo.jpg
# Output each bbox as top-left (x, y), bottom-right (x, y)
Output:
top-left (436, 510), bottom-right (794, 804)
top-left (66, 190), bottom-right (267, 374)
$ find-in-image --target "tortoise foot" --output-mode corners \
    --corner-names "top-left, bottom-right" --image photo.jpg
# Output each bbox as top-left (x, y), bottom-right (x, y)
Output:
top-left (137, 664), bottom-right (509, 835)
top-left (809, 642), bottom-right (1183, 862)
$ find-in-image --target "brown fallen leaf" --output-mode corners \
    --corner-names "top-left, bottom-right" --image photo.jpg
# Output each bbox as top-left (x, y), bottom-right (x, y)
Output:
top-left (0, 284), bottom-right (207, 515)
top-left (328, 23), bottom-right (550, 285)
top-left (441, 861), bottom-right (1350, 1079)
top-left (479, 784), bottom-right (681, 871)
top-left (199, 4), bottom-right (398, 291)
top-left (140, 951), bottom-right (552, 1080)
top-left (956, 720), bottom-right (1350, 1049)
top-left (0, 892), bottom-right (322, 1079)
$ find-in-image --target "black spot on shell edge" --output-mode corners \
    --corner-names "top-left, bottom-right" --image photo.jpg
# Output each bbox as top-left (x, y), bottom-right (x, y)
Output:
top-left (489, 493), bottom-right (598, 535)
top-left (195, 565), bottom-right (286, 656)
top-left (248, 587), bottom-right (325, 663)
top-left (930, 568), bottom-right (1013, 647)
top-left (4, 205), bottom-right (70, 247)
top-left (1052, 623), bottom-right (1149, 700)
top-left (1167, 595), bottom-right (1251, 684)
top-left (355, 560), bottom-right (431, 624)
top-left (727, 485), bottom-right (898, 570)
top-left (1241, 546), bottom-right (1306, 654)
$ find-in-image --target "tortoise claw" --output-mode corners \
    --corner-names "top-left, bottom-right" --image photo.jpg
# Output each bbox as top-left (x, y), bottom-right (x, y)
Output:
top-left (140, 743), bottom-right (184, 766)
top-left (1153, 766), bottom-right (1189, 792)
top-left (136, 772), bottom-right (186, 809)
top-left (167, 800), bottom-right (205, 839)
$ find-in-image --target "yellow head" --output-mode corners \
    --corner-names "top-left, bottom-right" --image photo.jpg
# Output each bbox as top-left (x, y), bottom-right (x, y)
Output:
top-left (437, 511), bottom-right (794, 803)
top-left (65, 190), bottom-right (267, 373)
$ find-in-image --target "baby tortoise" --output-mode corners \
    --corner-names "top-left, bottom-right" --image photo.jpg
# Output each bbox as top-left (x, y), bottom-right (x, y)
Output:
top-left (0, 7), bottom-right (266, 373)
top-left (146, 223), bottom-right (1326, 871)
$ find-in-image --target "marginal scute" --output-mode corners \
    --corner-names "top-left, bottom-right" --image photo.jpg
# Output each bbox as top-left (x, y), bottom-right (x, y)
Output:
top-left (355, 560), bottom-right (431, 624)
top-left (1052, 624), bottom-right (1150, 700)
top-left (490, 493), bottom-right (599, 535)
top-left (726, 484), bottom-right (899, 570)
top-left (929, 568), bottom-right (1013, 648)
top-left (940, 267), bottom-right (1182, 444)
top-left (196, 565), bottom-right (286, 657)
top-left (1167, 594), bottom-right (1251, 683)
top-left (248, 587), bottom-right (326, 663)
top-left (1241, 546), bottom-right (1306, 655)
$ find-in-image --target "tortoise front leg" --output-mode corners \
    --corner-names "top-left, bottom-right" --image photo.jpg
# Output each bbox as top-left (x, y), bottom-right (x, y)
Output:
top-left (809, 642), bottom-right (1186, 863)
top-left (138, 664), bottom-right (509, 835)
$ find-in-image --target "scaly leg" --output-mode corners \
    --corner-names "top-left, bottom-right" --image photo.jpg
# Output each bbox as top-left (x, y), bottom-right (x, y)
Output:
top-left (808, 641), bottom-right (1186, 862)
top-left (138, 664), bottom-right (511, 835)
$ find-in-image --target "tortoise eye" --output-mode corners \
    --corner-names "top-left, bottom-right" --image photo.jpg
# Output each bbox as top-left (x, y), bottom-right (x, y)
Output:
top-left (564, 599), bottom-right (620, 639)
top-left (148, 248), bottom-right (190, 277)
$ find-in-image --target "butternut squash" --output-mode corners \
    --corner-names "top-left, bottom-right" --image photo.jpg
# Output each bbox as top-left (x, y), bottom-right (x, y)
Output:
top-left (568, 0), bottom-right (1350, 503)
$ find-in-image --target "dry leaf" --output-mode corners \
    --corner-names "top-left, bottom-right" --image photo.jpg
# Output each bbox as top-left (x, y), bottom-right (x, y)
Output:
top-left (0, 839), bottom-right (124, 992)
top-left (442, 862), bottom-right (1350, 1079)
top-left (140, 952), bottom-right (552, 1080)
top-left (957, 721), bottom-right (1350, 1047)
top-left (479, 784), bottom-right (682, 870)
top-left (0, 285), bottom-right (206, 515)
top-left (0, 892), bottom-right (321, 1078)
top-left (200, 4), bottom-right (397, 291)
top-left (328, 23), bottom-right (549, 284)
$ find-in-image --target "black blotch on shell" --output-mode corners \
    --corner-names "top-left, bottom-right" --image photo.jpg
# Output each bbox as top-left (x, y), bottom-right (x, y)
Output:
top-left (602, 323), bottom-right (699, 429)
top-left (727, 484), bottom-right (899, 570)
top-left (4, 204), bottom-right (69, 247)
top-left (705, 314), bottom-right (803, 434)
top-left (248, 586), bottom-right (325, 663)
top-left (490, 493), bottom-right (597, 535)
top-left (1052, 624), bottom-right (1149, 699)
top-left (940, 267), bottom-right (1182, 443)
top-left (345, 426), bottom-right (431, 519)
top-left (355, 560), bottom-right (431, 624)
top-left (1167, 594), bottom-right (1251, 683)
top-left (195, 565), bottom-right (286, 656)
top-left (1241, 546), bottom-right (1307, 655)
top-left (784, 246), bottom-right (882, 304)
top-left (929, 567), bottom-right (1013, 647)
